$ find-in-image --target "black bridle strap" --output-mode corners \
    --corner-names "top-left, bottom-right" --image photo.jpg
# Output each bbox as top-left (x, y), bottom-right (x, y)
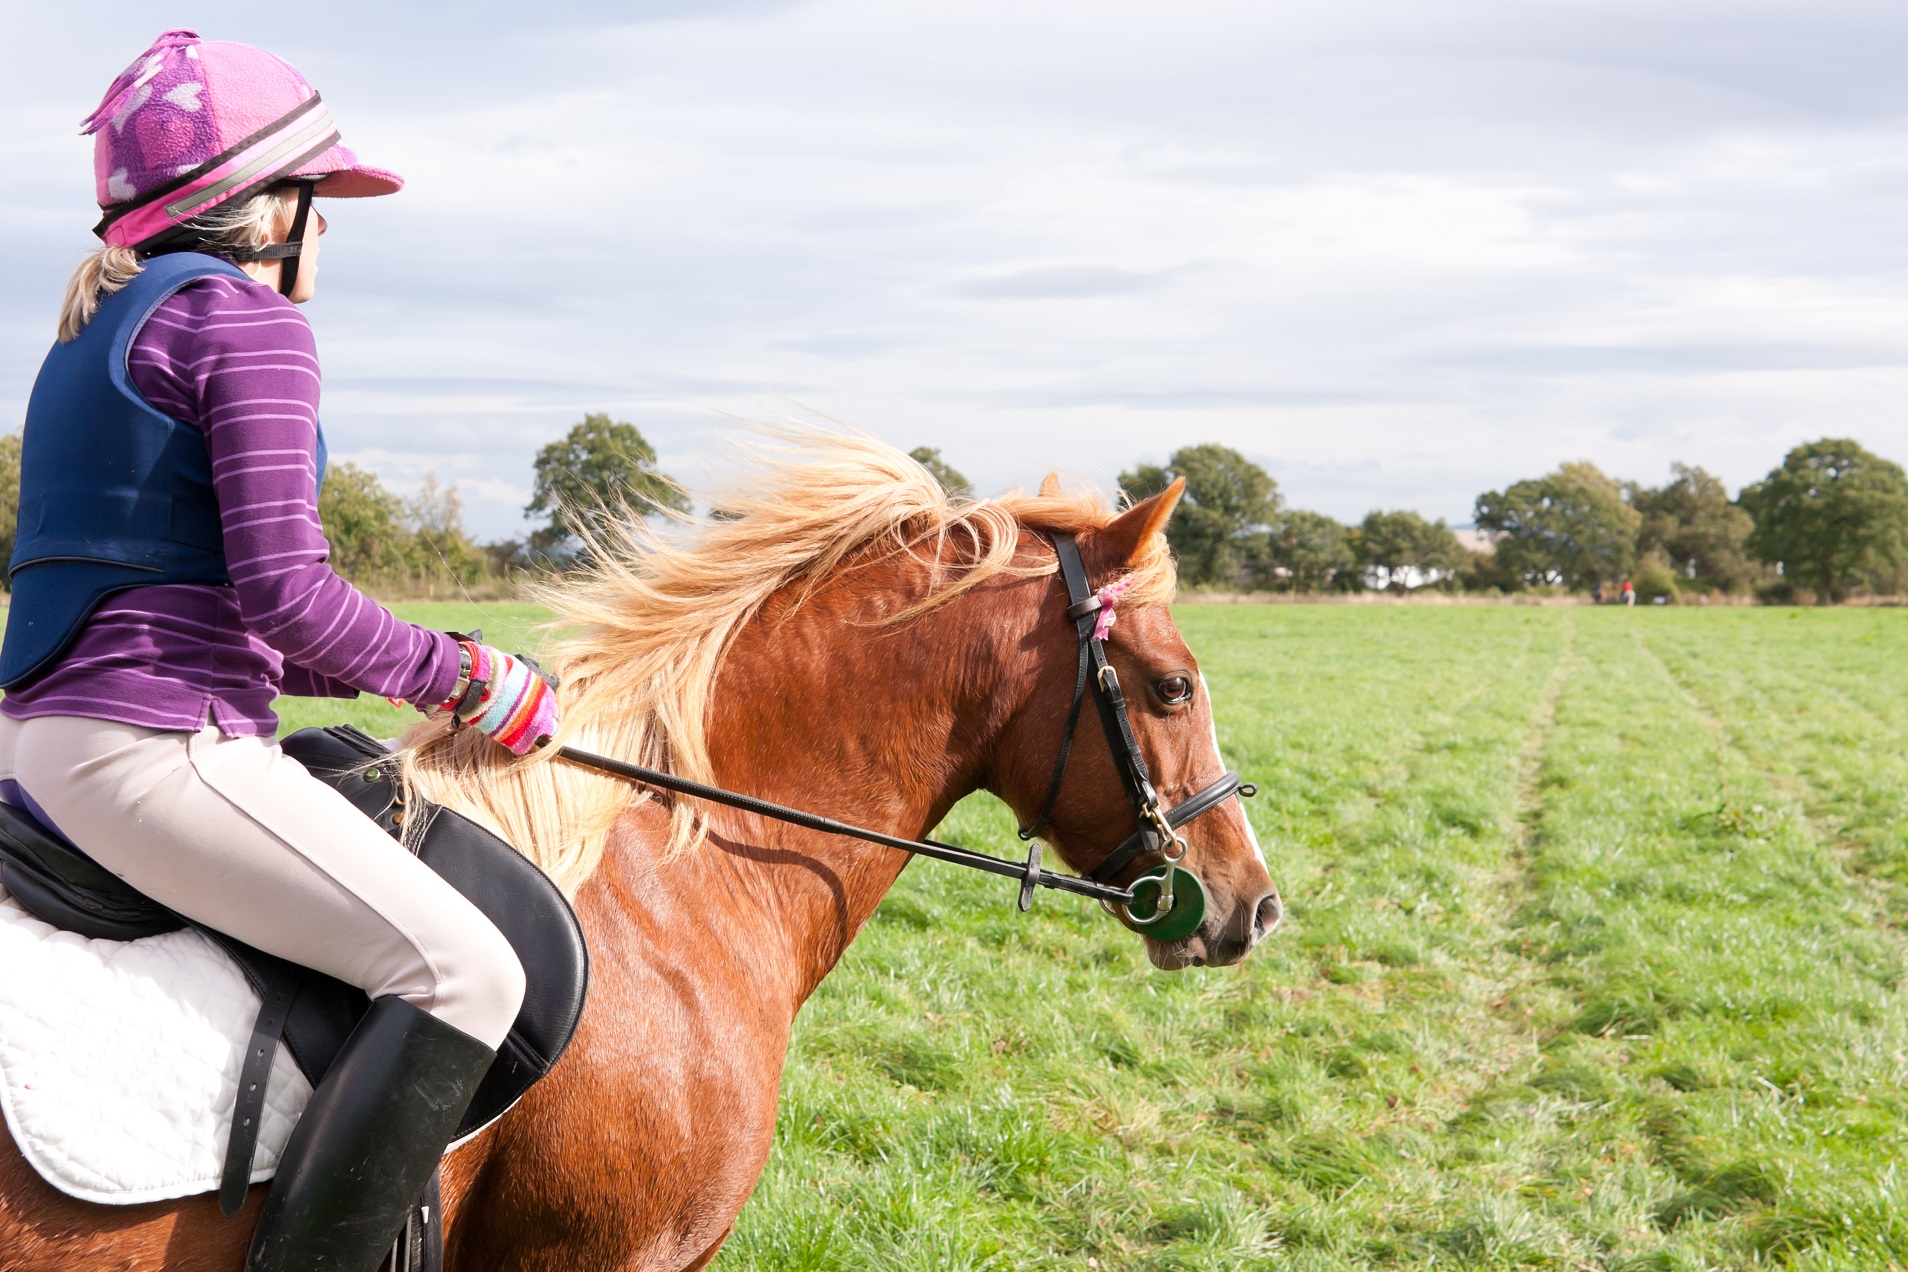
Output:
top-left (553, 744), bottom-right (1136, 905)
top-left (1054, 535), bottom-right (1158, 813)
top-left (1017, 534), bottom-right (1151, 841)
top-left (1016, 531), bottom-right (1253, 887)
top-left (1016, 571), bottom-right (1096, 842)
top-left (1086, 770), bottom-right (1249, 884)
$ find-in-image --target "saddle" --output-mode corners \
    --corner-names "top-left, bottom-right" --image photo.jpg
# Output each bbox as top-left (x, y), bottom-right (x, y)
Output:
top-left (0, 725), bottom-right (589, 1267)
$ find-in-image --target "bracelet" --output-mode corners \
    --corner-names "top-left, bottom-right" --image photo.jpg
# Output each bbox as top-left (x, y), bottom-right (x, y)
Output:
top-left (437, 641), bottom-right (475, 714)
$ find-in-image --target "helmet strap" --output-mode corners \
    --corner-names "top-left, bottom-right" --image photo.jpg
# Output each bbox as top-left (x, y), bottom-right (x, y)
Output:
top-left (274, 181), bottom-right (315, 298)
top-left (210, 181), bottom-right (316, 297)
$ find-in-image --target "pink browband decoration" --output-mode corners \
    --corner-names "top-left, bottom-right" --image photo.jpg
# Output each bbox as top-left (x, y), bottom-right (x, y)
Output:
top-left (1092, 576), bottom-right (1135, 641)
top-left (99, 95), bottom-right (339, 249)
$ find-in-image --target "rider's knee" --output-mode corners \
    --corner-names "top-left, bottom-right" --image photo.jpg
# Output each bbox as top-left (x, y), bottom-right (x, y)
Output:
top-left (427, 915), bottom-right (526, 1050)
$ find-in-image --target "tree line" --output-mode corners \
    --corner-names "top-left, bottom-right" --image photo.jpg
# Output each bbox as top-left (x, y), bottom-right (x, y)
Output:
top-left (1, 417), bottom-right (1900, 605)
top-left (1120, 438), bottom-right (1908, 604)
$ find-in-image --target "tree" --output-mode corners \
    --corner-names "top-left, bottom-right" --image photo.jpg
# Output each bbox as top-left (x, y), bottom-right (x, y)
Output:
top-left (908, 447), bottom-right (972, 499)
top-left (1459, 544), bottom-right (1518, 594)
top-left (1738, 438), bottom-right (1908, 603)
top-left (1120, 444), bottom-right (1280, 587)
top-left (484, 539), bottom-right (534, 577)
top-left (1475, 461), bottom-right (1640, 590)
top-left (526, 414), bottom-right (688, 554)
top-left (1351, 509), bottom-right (1468, 590)
top-left (1631, 463), bottom-right (1755, 593)
top-left (407, 473), bottom-right (487, 588)
top-left (1249, 509), bottom-right (1353, 592)
top-left (319, 461), bottom-right (411, 583)
top-left (319, 463), bottom-right (494, 593)
top-left (0, 432), bottom-right (21, 583)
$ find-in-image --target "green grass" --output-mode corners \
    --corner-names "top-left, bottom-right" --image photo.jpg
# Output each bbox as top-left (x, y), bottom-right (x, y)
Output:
top-left (285, 603), bottom-right (1908, 1268)
top-left (706, 606), bottom-right (1908, 1272)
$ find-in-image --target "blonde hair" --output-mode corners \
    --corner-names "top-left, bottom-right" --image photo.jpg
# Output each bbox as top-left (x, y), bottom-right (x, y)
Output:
top-left (398, 430), bottom-right (1175, 895)
top-left (57, 187), bottom-right (295, 342)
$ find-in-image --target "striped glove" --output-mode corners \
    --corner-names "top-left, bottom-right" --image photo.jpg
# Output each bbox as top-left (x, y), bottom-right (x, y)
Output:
top-left (445, 642), bottom-right (559, 756)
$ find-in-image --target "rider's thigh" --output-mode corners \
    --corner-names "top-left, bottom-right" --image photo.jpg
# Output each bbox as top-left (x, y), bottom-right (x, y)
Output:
top-left (5, 714), bottom-right (524, 1049)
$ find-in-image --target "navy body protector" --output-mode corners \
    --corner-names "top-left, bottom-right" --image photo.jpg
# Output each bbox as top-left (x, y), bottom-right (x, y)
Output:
top-left (0, 252), bottom-right (326, 689)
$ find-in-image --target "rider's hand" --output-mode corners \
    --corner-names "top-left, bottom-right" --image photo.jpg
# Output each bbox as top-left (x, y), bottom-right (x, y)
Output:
top-left (445, 642), bottom-right (559, 756)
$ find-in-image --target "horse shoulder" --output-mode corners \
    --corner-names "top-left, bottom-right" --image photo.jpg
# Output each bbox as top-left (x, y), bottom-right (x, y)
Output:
top-left (443, 811), bottom-right (794, 1269)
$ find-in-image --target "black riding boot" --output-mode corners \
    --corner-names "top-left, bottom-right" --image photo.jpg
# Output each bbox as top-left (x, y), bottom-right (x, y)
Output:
top-left (245, 996), bottom-right (495, 1272)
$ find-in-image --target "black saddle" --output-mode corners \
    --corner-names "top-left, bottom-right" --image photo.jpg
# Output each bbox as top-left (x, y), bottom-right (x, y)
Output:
top-left (0, 723), bottom-right (589, 1250)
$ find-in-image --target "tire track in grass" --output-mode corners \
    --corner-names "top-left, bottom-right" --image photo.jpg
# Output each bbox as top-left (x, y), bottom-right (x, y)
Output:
top-left (1101, 607), bottom-right (1569, 1269)
top-left (1394, 614), bottom-right (1688, 1272)
top-left (1316, 615), bottom-right (1595, 1268)
top-left (1465, 611), bottom-right (1576, 1044)
top-left (1442, 616), bottom-right (1746, 1267)
top-left (1630, 618), bottom-right (1908, 1268)
top-left (1626, 627), bottom-right (1734, 792)
top-left (1635, 622), bottom-right (1908, 934)
top-left (1509, 612), bottom-right (1578, 863)
top-left (1470, 616), bottom-right (1908, 1270)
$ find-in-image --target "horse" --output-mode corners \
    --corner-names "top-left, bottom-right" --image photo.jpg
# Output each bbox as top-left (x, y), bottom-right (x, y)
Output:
top-left (0, 434), bottom-right (1280, 1270)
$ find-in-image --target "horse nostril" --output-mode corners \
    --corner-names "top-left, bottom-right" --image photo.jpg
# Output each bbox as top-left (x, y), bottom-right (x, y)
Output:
top-left (1252, 892), bottom-right (1283, 941)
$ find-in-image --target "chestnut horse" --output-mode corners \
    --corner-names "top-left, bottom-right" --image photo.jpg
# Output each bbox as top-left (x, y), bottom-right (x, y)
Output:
top-left (0, 436), bottom-right (1279, 1270)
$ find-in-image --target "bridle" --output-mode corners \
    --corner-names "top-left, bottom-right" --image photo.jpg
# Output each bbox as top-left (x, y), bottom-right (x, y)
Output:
top-left (552, 532), bottom-right (1255, 938)
top-left (1011, 533), bottom-right (1255, 939)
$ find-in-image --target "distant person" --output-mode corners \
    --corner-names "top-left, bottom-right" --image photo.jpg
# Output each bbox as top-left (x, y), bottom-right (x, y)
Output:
top-left (1591, 583), bottom-right (1605, 604)
top-left (0, 29), bottom-right (556, 1270)
top-left (1622, 580), bottom-right (1636, 607)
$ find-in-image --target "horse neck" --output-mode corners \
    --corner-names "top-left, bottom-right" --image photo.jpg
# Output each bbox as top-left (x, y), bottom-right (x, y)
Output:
top-left (685, 559), bottom-right (1029, 1006)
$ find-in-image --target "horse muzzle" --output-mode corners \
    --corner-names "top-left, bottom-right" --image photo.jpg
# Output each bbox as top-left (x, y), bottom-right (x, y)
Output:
top-left (1141, 884), bottom-right (1281, 970)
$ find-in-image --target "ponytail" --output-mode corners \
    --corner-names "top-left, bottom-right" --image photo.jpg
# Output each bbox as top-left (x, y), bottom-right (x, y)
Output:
top-left (55, 187), bottom-right (294, 343)
top-left (56, 245), bottom-right (142, 343)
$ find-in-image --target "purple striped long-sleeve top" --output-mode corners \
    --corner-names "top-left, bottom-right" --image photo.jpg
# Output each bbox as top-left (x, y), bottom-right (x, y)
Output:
top-left (2, 272), bottom-right (460, 736)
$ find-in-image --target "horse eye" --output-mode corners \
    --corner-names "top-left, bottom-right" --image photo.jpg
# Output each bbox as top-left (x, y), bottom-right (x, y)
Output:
top-left (1156, 675), bottom-right (1194, 704)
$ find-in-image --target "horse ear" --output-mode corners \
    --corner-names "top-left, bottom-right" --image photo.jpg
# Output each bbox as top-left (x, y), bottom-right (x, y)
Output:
top-left (1038, 471), bottom-right (1062, 497)
top-left (1098, 478), bottom-right (1185, 566)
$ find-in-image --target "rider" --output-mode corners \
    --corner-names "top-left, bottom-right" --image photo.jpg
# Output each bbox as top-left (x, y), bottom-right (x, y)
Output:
top-left (0, 31), bottom-right (557, 1270)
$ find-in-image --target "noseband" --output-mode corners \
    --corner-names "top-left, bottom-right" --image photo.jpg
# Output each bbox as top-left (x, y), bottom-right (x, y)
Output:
top-left (1013, 533), bottom-right (1254, 939)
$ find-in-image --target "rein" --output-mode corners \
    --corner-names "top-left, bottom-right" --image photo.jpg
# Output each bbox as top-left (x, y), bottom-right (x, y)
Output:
top-left (552, 744), bottom-right (1137, 907)
top-left (551, 532), bottom-right (1254, 931)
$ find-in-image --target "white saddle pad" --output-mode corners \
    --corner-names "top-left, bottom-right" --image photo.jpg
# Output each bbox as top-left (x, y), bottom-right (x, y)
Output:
top-left (0, 886), bottom-right (312, 1204)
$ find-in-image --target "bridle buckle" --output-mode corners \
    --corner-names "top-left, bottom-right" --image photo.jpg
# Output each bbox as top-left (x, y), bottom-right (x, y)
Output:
top-left (1144, 801), bottom-right (1185, 863)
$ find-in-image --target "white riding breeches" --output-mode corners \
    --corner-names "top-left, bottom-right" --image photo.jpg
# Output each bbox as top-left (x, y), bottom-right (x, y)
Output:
top-left (0, 714), bottom-right (525, 1049)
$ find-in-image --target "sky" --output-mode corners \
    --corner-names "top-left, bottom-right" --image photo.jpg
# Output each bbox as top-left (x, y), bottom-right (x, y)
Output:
top-left (5, 0), bottom-right (1908, 539)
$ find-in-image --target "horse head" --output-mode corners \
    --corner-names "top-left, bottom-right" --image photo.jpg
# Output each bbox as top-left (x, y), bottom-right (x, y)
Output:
top-left (994, 478), bottom-right (1282, 970)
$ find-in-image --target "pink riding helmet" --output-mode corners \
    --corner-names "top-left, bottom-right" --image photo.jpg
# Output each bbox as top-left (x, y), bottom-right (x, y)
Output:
top-left (84, 29), bottom-right (402, 251)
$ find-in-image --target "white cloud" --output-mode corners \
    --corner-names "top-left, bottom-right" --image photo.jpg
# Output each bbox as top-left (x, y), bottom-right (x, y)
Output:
top-left (4, 0), bottom-right (1908, 537)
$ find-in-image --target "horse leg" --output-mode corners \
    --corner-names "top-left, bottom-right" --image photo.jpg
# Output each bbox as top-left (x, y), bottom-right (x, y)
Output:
top-left (0, 1130), bottom-right (258, 1271)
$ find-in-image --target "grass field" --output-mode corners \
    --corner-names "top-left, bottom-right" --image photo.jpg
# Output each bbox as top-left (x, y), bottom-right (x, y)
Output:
top-left (292, 604), bottom-right (1908, 1270)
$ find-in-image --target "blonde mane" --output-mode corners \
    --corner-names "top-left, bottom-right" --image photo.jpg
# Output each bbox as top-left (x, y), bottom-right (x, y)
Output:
top-left (397, 430), bottom-right (1175, 895)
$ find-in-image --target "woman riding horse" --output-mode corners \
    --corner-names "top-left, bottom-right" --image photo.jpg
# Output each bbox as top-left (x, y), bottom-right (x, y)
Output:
top-left (0, 30), bottom-right (553, 1271)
